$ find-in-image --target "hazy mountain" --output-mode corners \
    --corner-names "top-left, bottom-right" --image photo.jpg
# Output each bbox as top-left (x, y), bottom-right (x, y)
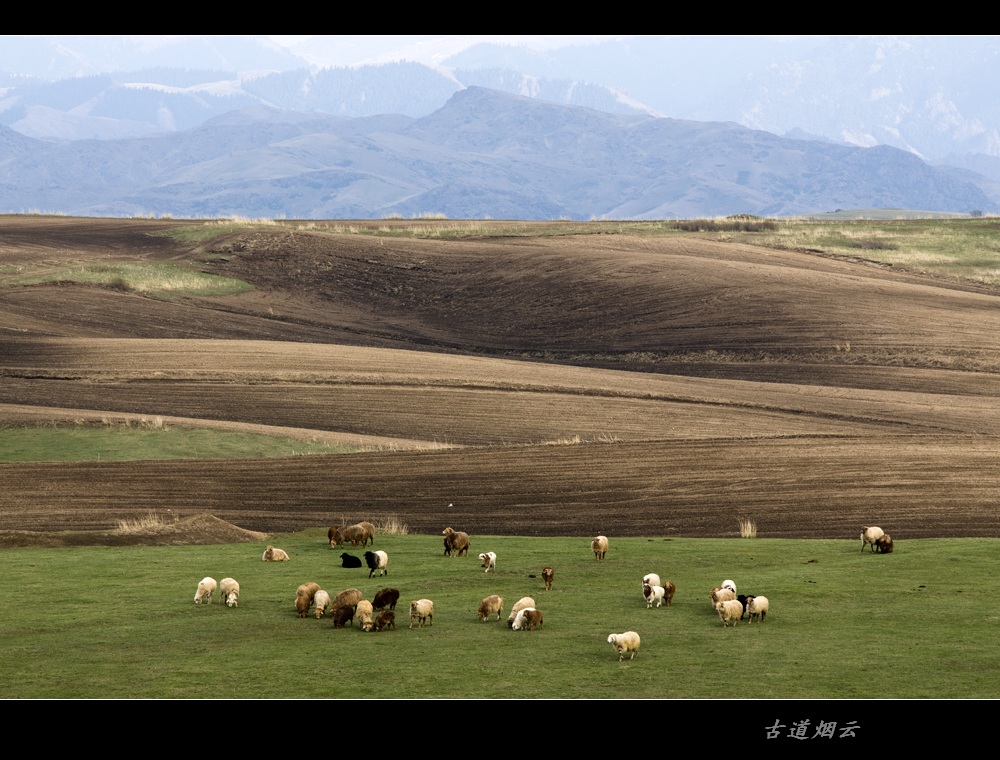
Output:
top-left (0, 88), bottom-right (992, 219)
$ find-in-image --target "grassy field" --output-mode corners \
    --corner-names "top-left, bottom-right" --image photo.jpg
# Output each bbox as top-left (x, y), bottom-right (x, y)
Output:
top-left (3, 531), bottom-right (996, 700)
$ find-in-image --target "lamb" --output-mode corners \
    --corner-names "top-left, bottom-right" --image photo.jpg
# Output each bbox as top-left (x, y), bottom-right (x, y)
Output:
top-left (661, 580), bottom-right (676, 607)
top-left (716, 599), bottom-right (744, 628)
top-left (219, 577), bottom-right (240, 608)
top-left (313, 590), bottom-right (331, 619)
top-left (340, 552), bottom-right (362, 568)
top-left (373, 587), bottom-right (400, 611)
top-left (591, 535), bottom-right (609, 560)
top-left (642, 573), bottom-right (661, 590)
top-left (710, 586), bottom-right (737, 606)
top-left (747, 595), bottom-right (769, 624)
top-left (331, 603), bottom-right (355, 628)
top-left (876, 534), bottom-right (895, 554)
top-left (861, 526), bottom-right (885, 554)
top-left (478, 594), bottom-right (505, 622)
top-left (512, 608), bottom-right (543, 631)
top-left (442, 527), bottom-right (470, 557)
top-left (194, 577), bottom-right (217, 605)
top-left (643, 583), bottom-right (667, 609)
top-left (608, 631), bottom-right (640, 661)
top-left (356, 599), bottom-right (375, 631)
top-left (479, 551), bottom-right (496, 574)
top-left (542, 566), bottom-right (554, 591)
top-left (409, 599), bottom-right (434, 628)
top-left (295, 582), bottom-right (321, 618)
top-left (364, 550), bottom-right (388, 578)
top-left (507, 596), bottom-right (537, 628)
top-left (373, 610), bottom-right (396, 631)
top-left (262, 545), bottom-right (290, 562)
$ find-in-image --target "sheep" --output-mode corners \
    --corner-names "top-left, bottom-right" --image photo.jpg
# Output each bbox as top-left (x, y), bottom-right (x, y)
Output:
top-left (716, 599), bottom-right (744, 628)
top-left (357, 521), bottom-right (376, 547)
top-left (328, 525), bottom-right (342, 548)
top-left (332, 588), bottom-right (363, 609)
top-left (608, 632), bottom-right (640, 661)
top-left (340, 553), bottom-right (362, 569)
top-left (194, 577), bottom-right (217, 605)
top-left (710, 586), bottom-right (736, 606)
top-left (721, 579), bottom-right (737, 594)
top-left (861, 526), bottom-right (885, 554)
top-left (331, 603), bottom-right (356, 629)
top-left (876, 534), bottom-right (895, 554)
top-left (512, 608), bottom-right (543, 631)
top-left (373, 587), bottom-right (400, 611)
top-left (338, 524), bottom-right (368, 548)
top-left (591, 535), bottom-right (608, 560)
top-left (507, 596), bottom-right (537, 628)
top-left (642, 573), bottom-right (661, 590)
top-left (442, 527), bottom-right (470, 557)
top-left (747, 595), bottom-right (769, 624)
top-left (478, 594), bottom-right (505, 622)
top-left (262, 545), bottom-right (290, 562)
top-left (313, 590), bottom-right (331, 619)
top-left (542, 566), bottom-right (554, 591)
top-left (737, 594), bottom-right (757, 620)
top-left (219, 577), bottom-right (240, 608)
top-left (409, 599), bottom-right (434, 628)
top-left (356, 600), bottom-right (375, 631)
top-left (479, 551), bottom-right (496, 574)
top-left (661, 580), bottom-right (676, 607)
top-left (643, 583), bottom-right (667, 609)
top-left (364, 550), bottom-right (388, 578)
top-left (373, 610), bottom-right (396, 631)
top-left (295, 582), bottom-right (321, 618)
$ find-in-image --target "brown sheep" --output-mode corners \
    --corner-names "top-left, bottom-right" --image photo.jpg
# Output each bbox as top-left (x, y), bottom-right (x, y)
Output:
top-left (338, 524), bottom-right (367, 548)
top-left (332, 588), bottom-right (363, 609)
top-left (661, 580), bottom-right (676, 607)
top-left (328, 525), bottom-right (343, 548)
top-left (542, 566), bottom-right (554, 591)
top-left (295, 582), bottom-right (321, 618)
top-left (442, 527), bottom-right (470, 557)
top-left (331, 603), bottom-right (355, 628)
top-left (875, 534), bottom-right (894, 554)
top-left (520, 608), bottom-right (544, 631)
top-left (357, 521), bottom-right (376, 547)
top-left (373, 610), bottom-right (395, 631)
top-left (591, 535), bottom-right (608, 560)
top-left (373, 587), bottom-right (400, 611)
top-left (478, 594), bottom-right (505, 622)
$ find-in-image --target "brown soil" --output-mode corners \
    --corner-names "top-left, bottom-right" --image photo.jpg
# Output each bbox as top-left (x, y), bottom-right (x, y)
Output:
top-left (3, 216), bottom-right (1000, 544)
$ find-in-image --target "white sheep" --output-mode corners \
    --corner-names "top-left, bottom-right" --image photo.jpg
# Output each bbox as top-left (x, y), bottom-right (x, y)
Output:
top-left (478, 594), bottom-right (504, 622)
top-left (512, 607), bottom-right (543, 631)
top-left (313, 590), bottom-right (331, 619)
top-left (357, 600), bottom-right (375, 631)
top-left (608, 631), bottom-right (640, 661)
top-left (591, 535), bottom-right (609, 560)
top-left (861, 526), bottom-right (885, 554)
top-left (716, 599), bottom-right (744, 627)
top-left (479, 551), bottom-right (497, 574)
top-left (642, 573), bottom-right (661, 590)
top-left (507, 596), bottom-right (537, 628)
top-left (262, 545), bottom-right (290, 562)
top-left (219, 577), bottom-right (240, 608)
top-left (643, 583), bottom-right (667, 608)
top-left (721, 579), bottom-right (737, 594)
top-left (409, 599), bottom-right (434, 628)
top-left (747, 595), bottom-right (769, 624)
top-left (710, 586), bottom-right (736, 606)
top-left (194, 576), bottom-right (217, 605)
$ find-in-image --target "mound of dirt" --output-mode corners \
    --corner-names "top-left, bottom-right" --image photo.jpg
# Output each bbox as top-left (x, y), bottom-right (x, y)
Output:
top-left (0, 513), bottom-right (267, 548)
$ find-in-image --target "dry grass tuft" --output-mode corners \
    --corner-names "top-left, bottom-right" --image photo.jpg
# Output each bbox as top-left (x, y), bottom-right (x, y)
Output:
top-left (372, 513), bottom-right (409, 536)
top-left (114, 511), bottom-right (169, 534)
top-left (739, 518), bottom-right (758, 539)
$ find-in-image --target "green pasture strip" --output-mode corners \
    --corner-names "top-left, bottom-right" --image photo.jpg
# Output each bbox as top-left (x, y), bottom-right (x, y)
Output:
top-left (1, 533), bottom-right (997, 699)
top-left (0, 425), bottom-right (359, 462)
top-left (7, 261), bottom-right (252, 297)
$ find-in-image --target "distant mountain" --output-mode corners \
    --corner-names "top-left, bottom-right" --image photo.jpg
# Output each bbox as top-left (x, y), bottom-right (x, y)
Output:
top-left (0, 88), bottom-right (994, 219)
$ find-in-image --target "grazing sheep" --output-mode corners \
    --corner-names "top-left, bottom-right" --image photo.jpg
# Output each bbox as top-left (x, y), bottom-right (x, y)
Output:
top-left (642, 573), bottom-right (662, 590)
top-left (357, 521), bottom-right (376, 547)
top-left (374, 610), bottom-right (396, 631)
top-left (331, 603), bottom-right (356, 629)
top-left (737, 594), bottom-right (757, 620)
top-left (478, 594), bottom-right (505, 622)
top-left (716, 599), bottom-right (744, 628)
top-left (608, 632), bottom-right (640, 661)
top-left (338, 524), bottom-right (368, 548)
top-left (409, 599), bottom-right (434, 628)
top-left (340, 553), bottom-right (362, 569)
top-left (262, 545), bottom-right (290, 562)
top-left (219, 577), bottom-right (240, 608)
top-left (876, 534), bottom-right (895, 554)
top-left (591, 535), bottom-right (609, 560)
top-left (721, 579), bottom-right (737, 594)
top-left (643, 583), bottom-right (667, 609)
top-left (442, 527), bottom-right (470, 557)
top-left (332, 588), bottom-right (363, 610)
top-left (373, 587), bottom-right (400, 611)
top-left (328, 525), bottom-right (342, 548)
top-left (356, 600), bottom-right (375, 631)
top-left (295, 582), bottom-right (321, 618)
top-left (747, 595), bottom-right (769, 624)
top-left (512, 608), bottom-right (543, 631)
top-left (194, 577), bottom-right (217, 605)
top-left (710, 586), bottom-right (737, 606)
top-left (364, 550), bottom-right (389, 578)
top-left (314, 590), bottom-right (331, 619)
top-left (861, 526), bottom-right (885, 554)
top-left (542, 566), bottom-right (554, 591)
top-left (479, 551), bottom-right (497, 574)
top-left (507, 596), bottom-right (537, 628)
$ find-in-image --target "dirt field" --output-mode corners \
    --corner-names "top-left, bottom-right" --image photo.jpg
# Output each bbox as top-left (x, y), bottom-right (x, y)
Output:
top-left (3, 216), bottom-right (1000, 543)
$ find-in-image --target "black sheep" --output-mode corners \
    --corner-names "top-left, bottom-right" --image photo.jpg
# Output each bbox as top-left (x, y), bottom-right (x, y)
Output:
top-left (340, 553), bottom-right (362, 568)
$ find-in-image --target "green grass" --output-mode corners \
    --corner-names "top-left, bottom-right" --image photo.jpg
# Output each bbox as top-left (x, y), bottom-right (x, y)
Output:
top-left (8, 261), bottom-right (252, 298)
top-left (1, 532), bottom-right (996, 699)
top-left (0, 423), bottom-right (361, 462)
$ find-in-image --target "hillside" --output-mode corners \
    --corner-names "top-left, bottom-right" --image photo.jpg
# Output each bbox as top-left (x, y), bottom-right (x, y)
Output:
top-left (2, 215), bottom-right (1000, 540)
